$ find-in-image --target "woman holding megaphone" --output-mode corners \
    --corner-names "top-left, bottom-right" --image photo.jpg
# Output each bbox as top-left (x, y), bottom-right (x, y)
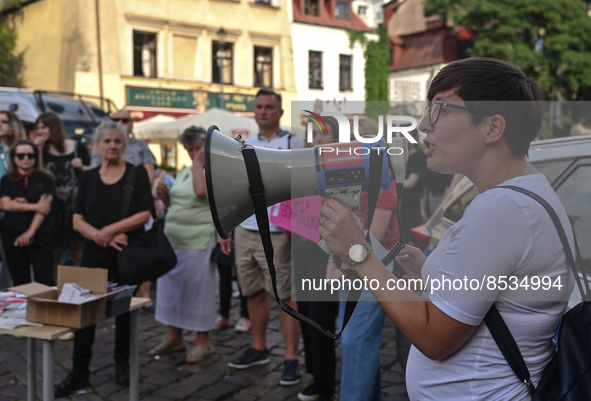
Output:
top-left (318, 58), bottom-right (574, 401)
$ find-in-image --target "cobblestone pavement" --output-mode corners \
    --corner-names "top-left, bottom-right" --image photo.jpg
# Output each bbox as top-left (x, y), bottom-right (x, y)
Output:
top-left (0, 291), bottom-right (409, 401)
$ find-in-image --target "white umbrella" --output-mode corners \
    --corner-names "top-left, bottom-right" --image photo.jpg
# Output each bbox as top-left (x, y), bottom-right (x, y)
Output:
top-left (137, 108), bottom-right (259, 140)
top-left (134, 114), bottom-right (176, 139)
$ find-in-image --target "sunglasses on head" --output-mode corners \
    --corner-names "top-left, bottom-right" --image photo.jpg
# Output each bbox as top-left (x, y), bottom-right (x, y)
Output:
top-left (15, 153), bottom-right (35, 160)
top-left (112, 118), bottom-right (130, 123)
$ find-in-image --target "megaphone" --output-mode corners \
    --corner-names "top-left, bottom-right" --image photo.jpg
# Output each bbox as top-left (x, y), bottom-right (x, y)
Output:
top-left (205, 126), bottom-right (318, 239)
top-left (204, 126), bottom-right (407, 239)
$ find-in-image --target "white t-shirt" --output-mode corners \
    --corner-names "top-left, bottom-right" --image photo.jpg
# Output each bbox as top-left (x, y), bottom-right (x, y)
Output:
top-left (406, 174), bottom-right (575, 401)
top-left (240, 131), bottom-right (304, 232)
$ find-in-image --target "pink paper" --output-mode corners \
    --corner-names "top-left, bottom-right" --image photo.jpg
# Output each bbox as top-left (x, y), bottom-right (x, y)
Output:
top-left (270, 197), bottom-right (322, 243)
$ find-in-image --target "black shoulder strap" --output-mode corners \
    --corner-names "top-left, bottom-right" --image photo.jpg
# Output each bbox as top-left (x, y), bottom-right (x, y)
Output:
top-left (484, 185), bottom-right (587, 396)
top-left (120, 165), bottom-right (137, 220)
top-left (240, 145), bottom-right (385, 340)
top-left (499, 185), bottom-right (588, 297)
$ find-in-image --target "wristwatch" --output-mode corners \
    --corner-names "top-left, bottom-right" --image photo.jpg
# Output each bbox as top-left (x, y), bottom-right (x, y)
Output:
top-left (342, 241), bottom-right (373, 269)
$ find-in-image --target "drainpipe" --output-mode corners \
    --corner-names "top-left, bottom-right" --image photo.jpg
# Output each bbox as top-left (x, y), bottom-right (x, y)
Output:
top-left (95, 0), bottom-right (104, 108)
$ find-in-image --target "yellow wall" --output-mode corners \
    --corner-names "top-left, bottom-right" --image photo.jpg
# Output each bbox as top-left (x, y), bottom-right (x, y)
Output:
top-left (13, 0), bottom-right (296, 127)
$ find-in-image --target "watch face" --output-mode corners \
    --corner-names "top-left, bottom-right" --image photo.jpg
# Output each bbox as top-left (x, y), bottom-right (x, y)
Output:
top-left (349, 244), bottom-right (368, 263)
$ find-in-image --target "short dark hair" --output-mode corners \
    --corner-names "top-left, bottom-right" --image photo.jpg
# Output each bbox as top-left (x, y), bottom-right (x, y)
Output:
top-left (255, 88), bottom-right (282, 110)
top-left (180, 126), bottom-right (206, 146)
top-left (428, 57), bottom-right (545, 156)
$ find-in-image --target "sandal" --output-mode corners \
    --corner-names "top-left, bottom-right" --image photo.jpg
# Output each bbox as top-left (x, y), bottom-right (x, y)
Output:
top-left (186, 344), bottom-right (215, 363)
top-left (150, 339), bottom-right (186, 356)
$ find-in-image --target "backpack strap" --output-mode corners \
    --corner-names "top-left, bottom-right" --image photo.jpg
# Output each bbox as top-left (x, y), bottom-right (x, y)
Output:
top-left (484, 185), bottom-right (585, 396)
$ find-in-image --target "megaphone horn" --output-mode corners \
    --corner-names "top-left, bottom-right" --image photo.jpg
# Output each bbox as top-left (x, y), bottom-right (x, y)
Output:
top-left (204, 126), bottom-right (318, 239)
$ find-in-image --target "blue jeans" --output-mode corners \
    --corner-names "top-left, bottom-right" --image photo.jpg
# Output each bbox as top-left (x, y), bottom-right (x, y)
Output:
top-left (338, 289), bottom-right (385, 401)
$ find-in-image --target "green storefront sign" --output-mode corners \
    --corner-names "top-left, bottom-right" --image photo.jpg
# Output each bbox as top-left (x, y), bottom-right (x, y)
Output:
top-left (126, 86), bottom-right (255, 112)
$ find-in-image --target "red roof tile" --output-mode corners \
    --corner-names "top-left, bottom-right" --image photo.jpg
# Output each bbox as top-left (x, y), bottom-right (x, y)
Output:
top-left (389, 26), bottom-right (457, 71)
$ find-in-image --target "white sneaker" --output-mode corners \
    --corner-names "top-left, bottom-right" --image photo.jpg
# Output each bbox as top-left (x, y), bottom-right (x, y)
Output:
top-left (234, 317), bottom-right (251, 333)
top-left (231, 280), bottom-right (240, 298)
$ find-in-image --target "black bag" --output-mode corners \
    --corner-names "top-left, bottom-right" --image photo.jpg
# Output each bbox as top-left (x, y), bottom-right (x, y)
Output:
top-left (485, 186), bottom-right (591, 401)
top-left (116, 166), bottom-right (177, 284)
top-left (210, 243), bottom-right (235, 266)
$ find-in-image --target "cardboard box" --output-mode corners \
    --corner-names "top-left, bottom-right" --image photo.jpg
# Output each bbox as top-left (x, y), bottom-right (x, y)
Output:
top-left (10, 266), bottom-right (109, 329)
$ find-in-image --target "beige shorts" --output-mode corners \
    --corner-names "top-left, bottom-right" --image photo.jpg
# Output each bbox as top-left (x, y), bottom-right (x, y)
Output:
top-left (234, 226), bottom-right (292, 300)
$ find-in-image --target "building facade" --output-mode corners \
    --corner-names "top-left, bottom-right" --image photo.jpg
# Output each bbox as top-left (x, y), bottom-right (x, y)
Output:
top-left (9, 0), bottom-right (297, 168)
top-left (10, 0), bottom-right (296, 118)
top-left (291, 0), bottom-right (376, 127)
top-left (385, 0), bottom-right (470, 103)
top-left (351, 0), bottom-right (386, 29)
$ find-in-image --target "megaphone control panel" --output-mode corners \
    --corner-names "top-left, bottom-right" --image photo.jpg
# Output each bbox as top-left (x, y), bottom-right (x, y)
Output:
top-left (315, 141), bottom-right (390, 210)
top-left (324, 167), bottom-right (365, 185)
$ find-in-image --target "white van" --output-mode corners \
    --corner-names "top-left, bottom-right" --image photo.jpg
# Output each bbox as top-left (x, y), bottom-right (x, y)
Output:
top-left (0, 87), bottom-right (117, 138)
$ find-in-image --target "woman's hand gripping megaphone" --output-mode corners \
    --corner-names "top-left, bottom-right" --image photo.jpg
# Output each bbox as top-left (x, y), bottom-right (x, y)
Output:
top-left (316, 138), bottom-right (407, 258)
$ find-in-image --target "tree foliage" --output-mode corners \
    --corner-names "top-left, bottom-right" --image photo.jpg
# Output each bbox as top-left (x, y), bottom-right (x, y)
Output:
top-left (349, 26), bottom-right (390, 120)
top-left (0, 1), bottom-right (24, 87)
top-left (424, 0), bottom-right (591, 101)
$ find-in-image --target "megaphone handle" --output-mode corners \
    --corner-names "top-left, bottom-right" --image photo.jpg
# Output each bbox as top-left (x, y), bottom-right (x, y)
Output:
top-left (317, 214), bottom-right (363, 256)
top-left (241, 146), bottom-right (362, 341)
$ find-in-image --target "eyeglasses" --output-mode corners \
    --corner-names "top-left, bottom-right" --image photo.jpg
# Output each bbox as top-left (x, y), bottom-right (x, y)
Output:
top-left (112, 118), bottom-right (130, 123)
top-left (15, 153), bottom-right (35, 160)
top-left (424, 101), bottom-right (491, 125)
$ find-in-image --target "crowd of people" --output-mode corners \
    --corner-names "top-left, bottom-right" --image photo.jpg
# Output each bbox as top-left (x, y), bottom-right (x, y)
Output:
top-left (0, 57), bottom-right (571, 401)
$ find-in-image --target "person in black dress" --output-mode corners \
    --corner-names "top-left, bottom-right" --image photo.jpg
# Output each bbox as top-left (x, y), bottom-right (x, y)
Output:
top-left (54, 121), bottom-right (152, 398)
top-left (0, 140), bottom-right (54, 286)
top-left (33, 112), bottom-right (90, 271)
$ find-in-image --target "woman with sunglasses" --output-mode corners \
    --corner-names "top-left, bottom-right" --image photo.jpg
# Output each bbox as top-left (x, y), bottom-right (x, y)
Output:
top-left (0, 110), bottom-right (26, 287)
top-left (33, 112), bottom-right (90, 271)
top-left (0, 140), bottom-right (54, 285)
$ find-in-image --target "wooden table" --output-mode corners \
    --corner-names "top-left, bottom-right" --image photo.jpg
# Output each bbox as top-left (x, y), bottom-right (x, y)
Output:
top-left (0, 297), bottom-right (150, 401)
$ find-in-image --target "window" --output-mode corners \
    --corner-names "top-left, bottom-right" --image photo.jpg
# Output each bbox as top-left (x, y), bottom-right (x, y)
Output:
top-left (133, 31), bottom-right (157, 78)
top-left (305, 0), bottom-right (320, 16)
top-left (212, 41), bottom-right (233, 85)
top-left (335, 1), bottom-right (350, 20)
top-left (339, 54), bottom-right (352, 91)
top-left (357, 5), bottom-right (367, 17)
top-left (309, 51), bottom-right (323, 89)
top-left (254, 46), bottom-right (273, 88)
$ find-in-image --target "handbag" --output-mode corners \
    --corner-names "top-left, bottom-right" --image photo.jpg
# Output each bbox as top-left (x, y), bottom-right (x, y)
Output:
top-left (484, 185), bottom-right (591, 400)
top-left (210, 242), bottom-right (235, 266)
top-left (116, 166), bottom-right (177, 284)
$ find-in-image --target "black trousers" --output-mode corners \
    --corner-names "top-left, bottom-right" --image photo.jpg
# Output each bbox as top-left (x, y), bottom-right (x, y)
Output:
top-left (71, 247), bottom-right (132, 378)
top-left (293, 235), bottom-right (338, 396)
top-left (218, 261), bottom-right (248, 319)
top-left (72, 313), bottom-right (130, 378)
top-left (1, 229), bottom-right (54, 286)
